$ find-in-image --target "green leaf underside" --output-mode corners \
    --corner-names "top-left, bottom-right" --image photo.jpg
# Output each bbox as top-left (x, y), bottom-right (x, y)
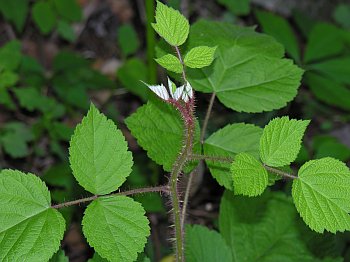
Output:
top-left (152, 1), bottom-right (189, 46)
top-left (126, 100), bottom-right (200, 172)
top-left (219, 190), bottom-right (316, 261)
top-left (0, 170), bottom-right (65, 261)
top-left (184, 46), bottom-right (217, 68)
top-left (255, 10), bottom-right (300, 62)
top-left (82, 196), bottom-right (150, 262)
top-left (186, 20), bottom-right (303, 113)
top-left (69, 104), bottom-right (133, 195)
top-left (204, 123), bottom-right (262, 190)
top-left (292, 158), bottom-right (350, 233)
top-left (231, 153), bottom-right (268, 196)
top-left (260, 116), bottom-right (310, 167)
top-left (185, 225), bottom-right (232, 262)
top-left (155, 54), bottom-right (183, 73)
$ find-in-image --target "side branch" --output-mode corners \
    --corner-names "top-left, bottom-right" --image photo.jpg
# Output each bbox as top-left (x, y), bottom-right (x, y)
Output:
top-left (190, 154), bottom-right (232, 163)
top-left (51, 185), bottom-right (170, 209)
top-left (189, 154), bottom-right (298, 179)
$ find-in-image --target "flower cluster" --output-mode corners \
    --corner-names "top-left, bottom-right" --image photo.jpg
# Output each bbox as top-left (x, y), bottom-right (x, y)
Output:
top-left (143, 78), bottom-right (193, 103)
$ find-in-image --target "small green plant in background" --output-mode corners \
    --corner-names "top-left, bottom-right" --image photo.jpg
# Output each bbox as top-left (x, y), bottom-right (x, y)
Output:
top-left (254, 5), bottom-right (350, 112)
top-left (0, 41), bottom-right (114, 161)
top-left (0, 0), bottom-right (81, 41)
top-left (1, 2), bottom-right (350, 262)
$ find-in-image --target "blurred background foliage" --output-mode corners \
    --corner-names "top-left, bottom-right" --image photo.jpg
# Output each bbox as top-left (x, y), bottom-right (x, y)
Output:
top-left (1, 0), bottom-right (350, 261)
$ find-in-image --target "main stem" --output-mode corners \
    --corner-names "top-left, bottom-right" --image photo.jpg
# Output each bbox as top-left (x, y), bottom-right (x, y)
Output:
top-left (170, 114), bottom-right (194, 262)
top-left (181, 93), bottom-right (216, 227)
top-left (170, 44), bottom-right (195, 262)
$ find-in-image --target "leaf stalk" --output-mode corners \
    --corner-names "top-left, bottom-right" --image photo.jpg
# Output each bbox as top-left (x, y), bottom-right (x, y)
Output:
top-left (51, 185), bottom-right (169, 209)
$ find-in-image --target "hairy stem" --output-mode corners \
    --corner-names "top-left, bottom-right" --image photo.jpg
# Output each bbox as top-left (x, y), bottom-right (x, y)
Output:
top-left (189, 154), bottom-right (298, 179)
top-left (200, 93), bottom-right (216, 144)
top-left (51, 185), bottom-right (169, 209)
top-left (170, 155), bottom-right (186, 262)
top-left (170, 119), bottom-right (195, 262)
top-left (181, 93), bottom-right (216, 229)
top-left (190, 154), bottom-right (232, 163)
top-left (170, 45), bottom-right (196, 262)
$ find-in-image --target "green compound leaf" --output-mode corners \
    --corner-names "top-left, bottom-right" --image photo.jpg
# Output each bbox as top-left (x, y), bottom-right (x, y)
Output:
top-left (231, 153), bottom-right (268, 196)
top-left (219, 190), bottom-right (316, 261)
top-left (255, 10), bottom-right (300, 62)
top-left (333, 4), bottom-right (350, 29)
top-left (305, 72), bottom-right (350, 111)
top-left (184, 46), bottom-right (217, 69)
top-left (82, 196), bottom-right (150, 262)
top-left (204, 123), bottom-right (262, 190)
top-left (117, 58), bottom-right (149, 101)
top-left (0, 122), bottom-right (34, 158)
top-left (117, 24), bottom-right (140, 57)
top-left (69, 104), bottom-right (133, 195)
top-left (313, 135), bottom-right (350, 161)
top-left (292, 158), bottom-right (350, 233)
top-left (308, 57), bottom-right (350, 85)
top-left (0, 0), bottom-right (28, 32)
top-left (186, 20), bottom-right (303, 113)
top-left (126, 100), bottom-right (200, 172)
top-left (0, 70), bottom-right (18, 89)
top-left (155, 54), bottom-right (183, 73)
top-left (53, 0), bottom-right (82, 22)
top-left (50, 249), bottom-right (69, 262)
top-left (260, 116), bottom-right (310, 167)
top-left (57, 20), bottom-right (76, 42)
top-left (32, 1), bottom-right (57, 34)
top-left (0, 40), bottom-right (22, 71)
top-left (185, 225), bottom-right (232, 262)
top-left (0, 170), bottom-right (65, 261)
top-left (88, 253), bottom-right (108, 262)
top-left (217, 0), bottom-right (250, 15)
top-left (14, 87), bottom-right (44, 111)
top-left (304, 23), bottom-right (343, 64)
top-left (152, 1), bottom-right (189, 46)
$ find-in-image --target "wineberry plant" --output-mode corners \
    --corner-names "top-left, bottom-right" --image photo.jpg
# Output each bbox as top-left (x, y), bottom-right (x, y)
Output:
top-left (1, 2), bottom-right (350, 262)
